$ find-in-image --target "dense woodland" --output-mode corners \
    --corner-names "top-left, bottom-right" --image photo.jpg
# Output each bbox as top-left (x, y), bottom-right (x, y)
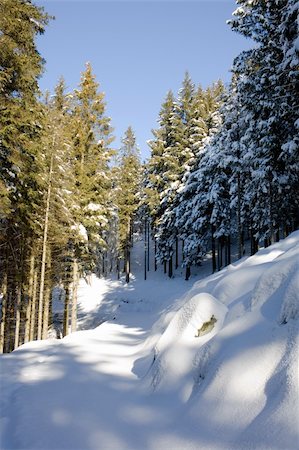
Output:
top-left (0, 0), bottom-right (298, 352)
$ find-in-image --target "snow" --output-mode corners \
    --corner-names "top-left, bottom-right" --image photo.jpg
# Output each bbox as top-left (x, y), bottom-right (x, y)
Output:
top-left (1, 232), bottom-right (299, 450)
top-left (71, 223), bottom-right (88, 242)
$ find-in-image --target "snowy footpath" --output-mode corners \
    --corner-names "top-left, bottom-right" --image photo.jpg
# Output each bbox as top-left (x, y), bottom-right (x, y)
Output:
top-left (0, 233), bottom-right (299, 450)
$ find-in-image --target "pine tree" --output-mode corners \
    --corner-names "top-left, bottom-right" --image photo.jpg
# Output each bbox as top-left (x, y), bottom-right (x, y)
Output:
top-left (146, 91), bottom-right (176, 226)
top-left (71, 63), bottom-right (114, 274)
top-left (174, 82), bottom-right (224, 274)
top-left (229, 0), bottom-right (299, 243)
top-left (0, 0), bottom-right (50, 352)
top-left (36, 79), bottom-right (77, 340)
top-left (116, 127), bottom-right (141, 282)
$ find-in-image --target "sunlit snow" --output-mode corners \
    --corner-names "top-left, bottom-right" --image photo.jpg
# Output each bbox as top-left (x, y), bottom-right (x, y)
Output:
top-left (0, 232), bottom-right (298, 450)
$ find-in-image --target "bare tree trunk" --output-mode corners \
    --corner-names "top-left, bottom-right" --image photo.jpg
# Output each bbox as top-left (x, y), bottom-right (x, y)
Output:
top-left (125, 218), bottom-right (130, 283)
top-left (237, 172), bottom-right (244, 259)
top-left (0, 273), bottom-right (7, 353)
top-left (117, 257), bottom-right (120, 280)
top-left (42, 284), bottom-right (51, 340)
top-left (227, 235), bottom-right (231, 265)
top-left (125, 250), bottom-right (130, 283)
top-left (144, 222), bottom-right (147, 281)
top-left (147, 221), bottom-right (150, 271)
top-left (154, 238), bottom-right (157, 272)
top-left (14, 284), bottom-right (22, 350)
top-left (175, 237), bottom-right (179, 269)
top-left (63, 284), bottom-right (70, 337)
top-left (211, 225), bottom-right (216, 273)
top-left (185, 265), bottom-right (191, 281)
top-left (37, 151), bottom-right (54, 340)
top-left (71, 258), bottom-right (78, 333)
top-left (4, 292), bottom-right (13, 353)
top-left (168, 256), bottom-right (173, 278)
top-left (269, 180), bottom-right (275, 245)
top-left (29, 270), bottom-right (38, 341)
top-left (42, 251), bottom-right (51, 340)
top-left (24, 254), bottom-right (35, 344)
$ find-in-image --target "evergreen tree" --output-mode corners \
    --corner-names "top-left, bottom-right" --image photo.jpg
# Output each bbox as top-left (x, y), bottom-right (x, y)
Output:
top-left (116, 126), bottom-right (141, 282)
top-left (229, 0), bottom-right (299, 243)
top-left (71, 63), bottom-right (114, 273)
top-left (0, 0), bottom-right (50, 352)
top-left (146, 90), bottom-right (177, 228)
top-left (37, 79), bottom-right (78, 339)
top-left (174, 82), bottom-right (224, 274)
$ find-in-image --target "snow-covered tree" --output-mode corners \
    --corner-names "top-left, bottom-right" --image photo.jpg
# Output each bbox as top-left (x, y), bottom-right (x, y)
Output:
top-left (174, 83), bottom-right (224, 276)
top-left (229, 0), bottom-right (299, 243)
top-left (71, 63), bottom-right (114, 272)
top-left (0, 0), bottom-right (50, 352)
top-left (116, 126), bottom-right (142, 282)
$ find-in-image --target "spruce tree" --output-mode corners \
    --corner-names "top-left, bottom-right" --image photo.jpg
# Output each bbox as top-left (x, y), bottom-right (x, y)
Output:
top-left (71, 63), bottom-right (114, 273)
top-left (174, 82), bottom-right (224, 274)
top-left (229, 0), bottom-right (299, 243)
top-left (0, 0), bottom-right (50, 352)
top-left (116, 126), bottom-right (141, 282)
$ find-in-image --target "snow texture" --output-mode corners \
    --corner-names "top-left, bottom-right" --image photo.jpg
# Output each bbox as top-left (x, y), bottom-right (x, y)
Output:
top-left (0, 232), bottom-right (299, 450)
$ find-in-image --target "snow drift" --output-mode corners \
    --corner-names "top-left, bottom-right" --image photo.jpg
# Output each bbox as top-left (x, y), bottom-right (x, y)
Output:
top-left (145, 231), bottom-right (299, 450)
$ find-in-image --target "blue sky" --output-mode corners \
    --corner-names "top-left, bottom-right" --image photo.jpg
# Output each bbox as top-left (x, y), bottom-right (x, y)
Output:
top-left (36, 0), bottom-right (252, 160)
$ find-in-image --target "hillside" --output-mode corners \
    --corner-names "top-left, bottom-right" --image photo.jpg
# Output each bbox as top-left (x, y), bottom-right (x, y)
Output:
top-left (0, 232), bottom-right (298, 450)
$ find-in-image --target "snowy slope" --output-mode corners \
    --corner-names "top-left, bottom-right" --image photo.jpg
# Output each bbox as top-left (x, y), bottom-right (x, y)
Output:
top-left (0, 232), bottom-right (298, 450)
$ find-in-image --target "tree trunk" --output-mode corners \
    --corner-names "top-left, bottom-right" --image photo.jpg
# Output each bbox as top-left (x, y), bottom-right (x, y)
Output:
top-left (237, 172), bottom-right (244, 259)
top-left (227, 235), bottom-right (231, 265)
top-left (185, 265), bottom-right (191, 281)
top-left (71, 258), bottom-right (78, 333)
top-left (269, 179), bottom-right (275, 245)
top-left (42, 250), bottom-right (51, 340)
top-left (144, 220), bottom-right (147, 280)
top-left (0, 273), bottom-right (8, 353)
top-left (250, 225), bottom-right (259, 255)
top-left (211, 225), bottom-right (216, 273)
top-left (168, 256), bottom-right (173, 278)
top-left (37, 150), bottom-right (54, 340)
top-left (117, 257), bottom-right (120, 280)
top-left (175, 237), bottom-right (179, 269)
top-left (4, 291), bottom-right (13, 353)
top-left (24, 253), bottom-right (35, 344)
top-left (275, 229), bottom-right (280, 242)
top-left (29, 270), bottom-right (38, 341)
top-left (125, 250), bottom-right (130, 283)
top-left (42, 283), bottom-right (51, 340)
top-left (14, 284), bottom-right (22, 350)
top-left (125, 218), bottom-right (130, 283)
top-left (147, 220), bottom-right (150, 271)
top-left (154, 238), bottom-right (157, 272)
top-left (63, 283), bottom-right (70, 337)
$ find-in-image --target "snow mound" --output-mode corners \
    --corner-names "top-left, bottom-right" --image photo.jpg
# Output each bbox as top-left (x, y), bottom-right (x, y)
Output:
top-left (149, 293), bottom-right (228, 398)
top-left (155, 293), bottom-right (228, 351)
top-left (251, 245), bottom-right (299, 323)
top-left (144, 231), bottom-right (299, 449)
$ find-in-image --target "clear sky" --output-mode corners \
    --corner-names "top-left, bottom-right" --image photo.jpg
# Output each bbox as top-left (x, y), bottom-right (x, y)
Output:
top-left (36, 0), bottom-right (252, 161)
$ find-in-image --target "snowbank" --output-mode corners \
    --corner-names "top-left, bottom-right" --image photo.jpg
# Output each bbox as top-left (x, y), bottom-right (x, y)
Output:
top-left (144, 231), bottom-right (299, 449)
top-left (149, 293), bottom-right (228, 400)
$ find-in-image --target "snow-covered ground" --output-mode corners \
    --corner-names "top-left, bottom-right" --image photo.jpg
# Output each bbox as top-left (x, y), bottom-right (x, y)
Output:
top-left (0, 232), bottom-right (299, 450)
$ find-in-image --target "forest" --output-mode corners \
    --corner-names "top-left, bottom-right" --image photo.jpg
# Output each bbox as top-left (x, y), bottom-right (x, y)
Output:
top-left (0, 0), bottom-right (298, 353)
